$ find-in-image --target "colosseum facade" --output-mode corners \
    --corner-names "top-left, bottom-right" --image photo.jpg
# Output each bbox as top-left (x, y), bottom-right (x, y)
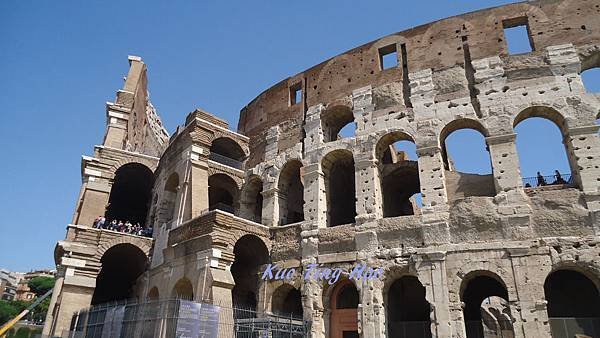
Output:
top-left (44, 0), bottom-right (600, 337)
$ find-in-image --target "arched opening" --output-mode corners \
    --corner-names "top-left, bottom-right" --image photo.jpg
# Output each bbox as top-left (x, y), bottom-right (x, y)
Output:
top-left (91, 243), bottom-right (148, 305)
top-left (209, 137), bottom-right (245, 169)
top-left (545, 269), bottom-right (600, 337)
top-left (106, 163), bottom-right (154, 226)
top-left (581, 53), bottom-right (600, 93)
top-left (231, 235), bottom-right (270, 317)
top-left (329, 280), bottom-right (359, 338)
top-left (240, 175), bottom-right (263, 223)
top-left (376, 132), bottom-right (421, 217)
top-left (387, 276), bottom-right (432, 338)
top-left (440, 119), bottom-right (491, 173)
top-left (322, 150), bottom-right (356, 227)
top-left (158, 172), bottom-right (179, 225)
top-left (271, 285), bottom-right (303, 318)
top-left (278, 160), bottom-right (304, 225)
top-left (208, 174), bottom-right (239, 214)
top-left (461, 274), bottom-right (509, 338)
top-left (514, 107), bottom-right (574, 188)
top-left (440, 120), bottom-right (495, 199)
top-left (147, 287), bottom-right (159, 300)
top-left (322, 105), bottom-right (355, 141)
top-left (171, 278), bottom-right (194, 300)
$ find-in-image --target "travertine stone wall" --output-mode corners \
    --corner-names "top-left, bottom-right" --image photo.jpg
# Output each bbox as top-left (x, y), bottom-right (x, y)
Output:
top-left (47, 1), bottom-right (600, 337)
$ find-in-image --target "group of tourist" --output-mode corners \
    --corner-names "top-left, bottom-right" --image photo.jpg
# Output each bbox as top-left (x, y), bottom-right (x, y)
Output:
top-left (92, 216), bottom-right (153, 238)
top-left (527, 170), bottom-right (568, 188)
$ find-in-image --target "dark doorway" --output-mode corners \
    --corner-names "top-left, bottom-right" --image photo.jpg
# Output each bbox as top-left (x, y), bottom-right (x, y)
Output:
top-left (231, 235), bottom-right (270, 317)
top-left (278, 160), bottom-right (304, 225)
top-left (92, 244), bottom-right (147, 305)
top-left (387, 276), bottom-right (432, 338)
top-left (105, 163), bottom-right (154, 226)
top-left (462, 275), bottom-right (509, 338)
top-left (323, 150), bottom-right (356, 227)
top-left (545, 270), bottom-right (600, 338)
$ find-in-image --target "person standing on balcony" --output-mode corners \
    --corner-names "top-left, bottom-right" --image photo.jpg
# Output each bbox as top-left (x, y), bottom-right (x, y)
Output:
top-left (537, 172), bottom-right (547, 186)
top-left (553, 170), bottom-right (566, 185)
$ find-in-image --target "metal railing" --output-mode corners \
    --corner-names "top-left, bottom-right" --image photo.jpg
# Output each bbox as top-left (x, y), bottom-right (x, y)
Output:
top-left (63, 298), bottom-right (310, 338)
top-left (549, 317), bottom-right (600, 338)
top-left (522, 172), bottom-right (573, 188)
top-left (209, 152), bottom-right (244, 170)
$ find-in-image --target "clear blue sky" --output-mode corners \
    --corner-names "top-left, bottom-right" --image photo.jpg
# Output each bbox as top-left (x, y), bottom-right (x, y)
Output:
top-left (0, 0), bottom-right (598, 272)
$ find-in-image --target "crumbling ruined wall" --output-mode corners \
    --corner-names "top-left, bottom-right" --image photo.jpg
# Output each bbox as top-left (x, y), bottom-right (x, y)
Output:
top-left (239, 0), bottom-right (600, 167)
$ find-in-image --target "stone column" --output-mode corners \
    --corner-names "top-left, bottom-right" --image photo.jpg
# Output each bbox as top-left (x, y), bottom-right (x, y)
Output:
top-left (567, 125), bottom-right (600, 193)
top-left (416, 252), bottom-right (452, 338)
top-left (416, 146), bottom-right (448, 212)
top-left (47, 274), bottom-right (95, 337)
top-left (304, 104), bottom-right (325, 152)
top-left (507, 248), bottom-right (553, 338)
top-left (354, 155), bottom-right (382, 224)
top-left (210, 268), bottom-right (236, 338)
top-left (303, 163), bottom-right (327, 229)
top-left (358, 278), bottom-right (385, 338)
top-left (352, 86), bottom-right (374, 135)
top-left (416, 146), bottom-right (451, 244)
top-left (102, 103), bottom-right (129, 149)
top-left (72, 160), bottom-right (111, 227)
top-left (189, 157), bottom-right (209, 219)
top-left (265, 126), bottom-right (280, 159)
top-left (261, 186), bottom-right (281, 227)
top-left (485, 133), bottom-right (523, 193)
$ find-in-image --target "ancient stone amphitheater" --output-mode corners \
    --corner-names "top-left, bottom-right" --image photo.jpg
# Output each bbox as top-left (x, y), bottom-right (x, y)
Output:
top-left (43, 0), bottom-right (600, 337)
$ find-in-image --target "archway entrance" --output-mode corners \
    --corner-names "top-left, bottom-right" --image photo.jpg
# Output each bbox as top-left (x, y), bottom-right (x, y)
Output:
top-left (91, 243), bottom-right (148, 305)
top-left (272, 285), bottom-right (303, 318)
top-left (106, 163), bottom-right (154, 226)
top-left (387, 276), bottom-right (432, 338)
top-left (330, 280), bottom-right (359, 338)
top-left (545, 269), bottom-right (600, 337)
top-left (231, 235), bottom-right (270, 317)
top-left (461, 274), bottom-right (509, 338)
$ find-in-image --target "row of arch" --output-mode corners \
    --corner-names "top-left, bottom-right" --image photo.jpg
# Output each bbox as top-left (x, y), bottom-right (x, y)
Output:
top-left (144, 266), bottom-right (600, 338)
top-left (103, 105), bottom-right (591, 231)
top-left (235, 106), bottom-right (584, 227)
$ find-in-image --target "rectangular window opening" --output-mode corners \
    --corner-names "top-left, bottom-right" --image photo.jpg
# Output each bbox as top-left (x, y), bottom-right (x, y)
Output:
top-left (290, 83), bottom-right (302, 106)
top-left (379, 44), bottom-right (398, 70)
top-left (503, 17), bottom-right (534, 55)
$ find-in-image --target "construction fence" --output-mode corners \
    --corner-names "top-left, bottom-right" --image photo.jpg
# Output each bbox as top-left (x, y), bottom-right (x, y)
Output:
top-left (61, 298), bottom-right (310, 338)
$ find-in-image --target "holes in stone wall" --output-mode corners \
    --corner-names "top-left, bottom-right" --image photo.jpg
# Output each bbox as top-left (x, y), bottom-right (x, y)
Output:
top-left (502, 17), bottom-right (534, 55)
top-left (441, 121), bottom-right (492, 175)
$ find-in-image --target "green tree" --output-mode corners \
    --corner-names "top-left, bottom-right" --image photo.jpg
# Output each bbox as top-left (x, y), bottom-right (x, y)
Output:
top-left (27, 277), bottom-right (55, 297)
top-left (0, 300), bottom-right (28, 325)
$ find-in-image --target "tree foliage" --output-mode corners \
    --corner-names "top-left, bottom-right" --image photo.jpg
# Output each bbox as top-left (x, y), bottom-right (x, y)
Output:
top-left (27, 277), bottom-right (55, 297)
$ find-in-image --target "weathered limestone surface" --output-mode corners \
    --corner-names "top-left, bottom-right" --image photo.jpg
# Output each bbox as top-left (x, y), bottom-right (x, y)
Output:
top-left (46, 1), bottom-right (600, 337)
